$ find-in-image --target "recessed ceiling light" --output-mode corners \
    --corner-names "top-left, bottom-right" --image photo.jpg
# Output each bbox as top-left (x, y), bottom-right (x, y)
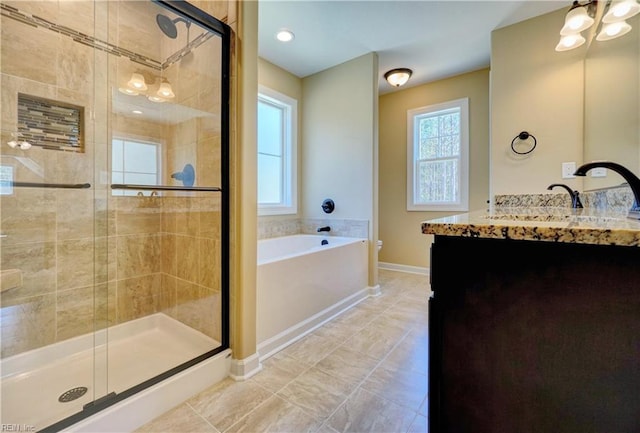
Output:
top-left (132, 110), bottom-right (143, 114)
top-left (276, 29), bottom-right (294, 42)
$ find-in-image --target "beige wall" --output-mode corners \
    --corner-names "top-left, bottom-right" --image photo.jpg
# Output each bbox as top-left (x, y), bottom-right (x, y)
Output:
top-left (379, 68), bottom-right (490, 269)
top-left (490, 7), bottom-right (585, 197)
top-left (302, 53), bottom-right (379, 286)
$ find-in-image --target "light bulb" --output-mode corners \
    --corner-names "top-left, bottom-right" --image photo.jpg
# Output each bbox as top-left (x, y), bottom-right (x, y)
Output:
top-left (603, 0), bottom-right (640, 22)
top-left (597, 20), bottom-right (632, 40)
top-left (276, 29), bottom-right (294, 42)
top-left (560, 6), bottom-right (595, 35)
top-left (127, 73), bottom-right (147, 91)
top-left (157, 80), bottom-right (175, 98)
top-left (555, 33), bottom-right (586, 51)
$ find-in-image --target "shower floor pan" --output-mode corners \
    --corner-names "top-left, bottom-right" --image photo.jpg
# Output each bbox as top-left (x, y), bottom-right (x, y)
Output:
top-left (1, 313), bottom-right (220, 430)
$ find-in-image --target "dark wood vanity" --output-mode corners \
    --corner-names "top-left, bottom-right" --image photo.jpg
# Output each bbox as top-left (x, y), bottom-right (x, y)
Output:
top-left (424, 209), bottom-right (640, 433)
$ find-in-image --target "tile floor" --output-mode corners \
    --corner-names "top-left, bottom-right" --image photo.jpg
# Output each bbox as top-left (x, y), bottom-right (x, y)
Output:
top-left (136, 269), bottom-right (430, 433)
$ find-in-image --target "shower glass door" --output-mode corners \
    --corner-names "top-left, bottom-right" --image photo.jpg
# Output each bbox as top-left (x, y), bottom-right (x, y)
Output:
top-left (0, 0), bottom-right (229, 429)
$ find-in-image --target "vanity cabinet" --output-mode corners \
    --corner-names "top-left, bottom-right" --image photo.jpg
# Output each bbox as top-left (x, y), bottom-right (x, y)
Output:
top-left (429, 235), bottom-right (640, 433)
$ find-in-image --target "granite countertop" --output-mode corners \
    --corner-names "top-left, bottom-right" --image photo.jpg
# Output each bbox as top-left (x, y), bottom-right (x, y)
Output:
top-left (421, 207), bottom-right (640, 247)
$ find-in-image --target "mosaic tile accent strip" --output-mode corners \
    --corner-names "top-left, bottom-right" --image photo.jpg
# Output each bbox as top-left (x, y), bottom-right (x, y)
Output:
top-left (18, 93), bottom-right (83, 152)
top-left (162, 31), bottom-right (216, 69)
top-left (1, 3), bottom-right (165, 71)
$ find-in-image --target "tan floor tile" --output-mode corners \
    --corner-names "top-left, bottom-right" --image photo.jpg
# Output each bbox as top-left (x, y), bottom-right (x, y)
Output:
top-left (187, 378), bottom-right (273, 432)
top-left (315, 346), bottom-right (379, 385)
top-left (331, 306), bottom-right (376, 327)
top-left (251, 352), bottom-right (311, 393)
top-left (279, 333), bottom-right (340, 365)
top-left (379, 329), bottom-right (428, 376)
top-left (326, 387), bottom-right (416, 433)
top-left (225, 395), bottom-right (322, 433)
top-left (361, 365), bottom-right (427, 412)
top-left (135, 403), bottom-right (217, 433)
top-left (312, 318), bottom-right (366, 341)
top-left (277, 367), bottom-right (354, 420)
top-left (343, 322), bottom-right (407, 360)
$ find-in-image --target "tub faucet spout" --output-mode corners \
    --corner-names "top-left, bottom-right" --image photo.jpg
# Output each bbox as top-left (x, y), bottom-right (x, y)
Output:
top-left (317, 226), bottom-right (331, 233)
top-left (547, 183), bottom-right (583, 209)
top-left (574, 161), bottom-right (640, 219)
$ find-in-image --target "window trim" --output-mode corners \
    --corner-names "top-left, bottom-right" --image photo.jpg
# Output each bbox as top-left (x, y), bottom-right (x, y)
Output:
top-left (257, 85), bottom-right (298, 216)
top-left (406, 97), bottom-right (469, 212)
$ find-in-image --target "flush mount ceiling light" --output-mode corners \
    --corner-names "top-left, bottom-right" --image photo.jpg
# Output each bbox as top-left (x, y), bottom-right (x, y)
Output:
top-left (276, 29), bottom-right (295, 42)
top-left (384, 68), bottom-right (413, 87)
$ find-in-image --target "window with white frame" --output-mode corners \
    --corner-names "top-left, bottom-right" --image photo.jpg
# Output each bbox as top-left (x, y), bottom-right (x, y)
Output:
top-left (407, 97), bottom-right (469, 211)
top-left (257, 85), bottom-right (297, 215)
top-left (112, 138), bottom-right (161, 196)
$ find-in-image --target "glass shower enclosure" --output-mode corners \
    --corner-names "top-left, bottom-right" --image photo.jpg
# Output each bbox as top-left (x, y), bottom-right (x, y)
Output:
top-left (0, 0), bottom-right (230, 430)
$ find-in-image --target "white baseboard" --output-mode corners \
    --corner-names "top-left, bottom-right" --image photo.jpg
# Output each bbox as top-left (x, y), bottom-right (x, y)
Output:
top-left (368, 284), bottom-right (381, 297)
top-left (378, 261), bottom-right (430, 275)
top-left (256, 287), bottom-right (370, 362)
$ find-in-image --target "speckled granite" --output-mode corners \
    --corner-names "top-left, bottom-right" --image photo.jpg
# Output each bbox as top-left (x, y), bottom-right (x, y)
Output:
top-left (494, 185), bottom-right (635, 213)
top-left (422, 207), bottom-right (640, 247)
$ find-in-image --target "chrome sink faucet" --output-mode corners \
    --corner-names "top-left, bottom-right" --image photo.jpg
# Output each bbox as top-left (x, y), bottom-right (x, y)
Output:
top-left (574, 161), bottom-right (640, 219)
top-left (547, 183), bottom-right (583, 209)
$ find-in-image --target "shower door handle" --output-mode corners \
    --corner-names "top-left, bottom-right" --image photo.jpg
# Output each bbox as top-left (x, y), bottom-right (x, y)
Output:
top-left (10, 181), bottom-right (91, 189)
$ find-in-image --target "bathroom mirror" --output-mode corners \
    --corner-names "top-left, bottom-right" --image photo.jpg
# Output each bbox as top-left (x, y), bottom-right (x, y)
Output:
top-left (583, 13), bottom-right (640, 190)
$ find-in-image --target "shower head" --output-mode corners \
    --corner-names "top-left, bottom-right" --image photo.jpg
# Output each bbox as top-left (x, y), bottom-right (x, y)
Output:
top-left (156, 14), bottom-right (191, 39)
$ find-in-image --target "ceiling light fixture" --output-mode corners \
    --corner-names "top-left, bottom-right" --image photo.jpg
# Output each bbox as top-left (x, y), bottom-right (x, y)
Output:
top-left (384, 68), bottom-right (413, 87)
top-left (276, 29), bottom-right (295, 42)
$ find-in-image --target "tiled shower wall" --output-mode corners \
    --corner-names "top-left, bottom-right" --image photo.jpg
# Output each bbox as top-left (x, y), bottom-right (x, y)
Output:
top-left (0, 0), bottom-right (224, 358)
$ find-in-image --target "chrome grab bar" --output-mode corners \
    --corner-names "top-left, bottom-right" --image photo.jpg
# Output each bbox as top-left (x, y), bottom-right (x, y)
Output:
top-left (9, 182), bottom-right (91, 189)
top-left (110, 184), bottom-right (222, 192)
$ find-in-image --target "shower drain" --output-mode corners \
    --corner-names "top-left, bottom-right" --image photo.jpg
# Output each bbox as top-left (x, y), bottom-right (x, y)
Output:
top-left (58, 386), bottom-right (88, 403)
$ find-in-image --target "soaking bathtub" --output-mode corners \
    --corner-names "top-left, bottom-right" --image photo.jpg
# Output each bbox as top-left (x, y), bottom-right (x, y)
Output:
top-left (257, 234), bottom-right (369, 359)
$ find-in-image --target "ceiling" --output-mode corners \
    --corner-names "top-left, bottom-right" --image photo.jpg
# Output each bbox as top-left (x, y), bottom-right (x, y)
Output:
top-left (258, 0), bottom-right (568, 94)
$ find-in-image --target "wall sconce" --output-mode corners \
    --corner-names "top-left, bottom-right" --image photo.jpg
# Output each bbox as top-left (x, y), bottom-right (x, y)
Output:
top-left (119, 73), bottom-right (176, 103)
top-left (384, 68), bottom-right (413, 87)
top-left (556, 0), bottom-right (640, 51)
top-left (157, 79), bottom-right (175, 99)
top-left (127, 73), bottom-right (148, 91)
